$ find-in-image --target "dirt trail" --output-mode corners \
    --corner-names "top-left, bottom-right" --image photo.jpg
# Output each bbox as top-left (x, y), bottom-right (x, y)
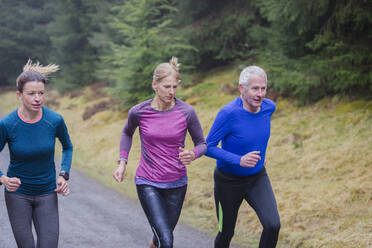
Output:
top-left (0, 123), bottom-right (243, 248)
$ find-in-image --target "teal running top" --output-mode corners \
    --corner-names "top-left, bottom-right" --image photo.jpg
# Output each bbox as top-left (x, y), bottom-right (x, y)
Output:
top-left (0, 107), bottom-right (73, 195)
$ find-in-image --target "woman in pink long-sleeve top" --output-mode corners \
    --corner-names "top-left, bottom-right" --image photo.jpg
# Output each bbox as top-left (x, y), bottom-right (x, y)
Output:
top-left (113, 57), bottom-right (206, 248)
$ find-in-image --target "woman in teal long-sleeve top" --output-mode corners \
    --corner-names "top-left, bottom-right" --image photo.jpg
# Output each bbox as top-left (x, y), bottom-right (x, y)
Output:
top-left (0, 60), bottom-right (73, 248)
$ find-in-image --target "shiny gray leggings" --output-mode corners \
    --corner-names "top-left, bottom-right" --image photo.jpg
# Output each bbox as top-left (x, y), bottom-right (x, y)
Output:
top-left (136, 184), bottom-right (187, 248)
top-left (5, 192), bottom-right (59, 248)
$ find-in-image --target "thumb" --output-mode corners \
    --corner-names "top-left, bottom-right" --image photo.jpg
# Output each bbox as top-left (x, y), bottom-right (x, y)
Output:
top-left (179, 147), bottom-right (185, 152)
top-left (15, 177), bottom-right (21, 185)
top-left (10, 178), bottom-right (21, 185)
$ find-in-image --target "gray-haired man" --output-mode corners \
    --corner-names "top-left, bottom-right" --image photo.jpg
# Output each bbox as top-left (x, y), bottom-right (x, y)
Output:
top-left (206, 66), bottom-right (280, 247)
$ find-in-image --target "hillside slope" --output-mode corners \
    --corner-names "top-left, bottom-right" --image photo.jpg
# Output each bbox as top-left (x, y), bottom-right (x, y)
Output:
top-left (1, 68), bottom-right (371, 247)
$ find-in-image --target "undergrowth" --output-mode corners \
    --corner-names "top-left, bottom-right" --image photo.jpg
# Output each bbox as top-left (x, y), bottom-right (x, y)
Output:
top-left (0, 68), bottom-right (371, 247)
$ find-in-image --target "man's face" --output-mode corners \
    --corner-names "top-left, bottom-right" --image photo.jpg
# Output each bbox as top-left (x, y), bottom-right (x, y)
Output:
top-left (239, 74), bottom-right (267, 113)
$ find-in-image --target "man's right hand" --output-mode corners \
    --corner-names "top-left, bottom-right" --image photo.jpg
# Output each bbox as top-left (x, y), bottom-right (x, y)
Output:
top-left (0, 175), bottom-right (21, 192)
top-left (240, 151), bottom-right (261, 167)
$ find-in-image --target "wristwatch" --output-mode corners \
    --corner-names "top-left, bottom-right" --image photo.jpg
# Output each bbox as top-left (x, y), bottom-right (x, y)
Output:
top-left (59, 171), bottom-right (70, 181)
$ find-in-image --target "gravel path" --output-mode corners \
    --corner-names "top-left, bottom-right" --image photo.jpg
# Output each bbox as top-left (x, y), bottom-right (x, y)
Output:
top-left (0, 113), bottom-right (243, 247)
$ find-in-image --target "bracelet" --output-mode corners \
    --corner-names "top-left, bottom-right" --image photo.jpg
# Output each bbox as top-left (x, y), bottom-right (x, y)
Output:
top-left (117, 157), bottom-right (128, 165)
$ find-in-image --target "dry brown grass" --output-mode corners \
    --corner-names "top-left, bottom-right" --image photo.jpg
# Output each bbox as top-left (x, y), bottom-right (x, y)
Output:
top-left (267, 99), bottom-right (372, 247)
top-left (1, 73), bottom-right (371, 247)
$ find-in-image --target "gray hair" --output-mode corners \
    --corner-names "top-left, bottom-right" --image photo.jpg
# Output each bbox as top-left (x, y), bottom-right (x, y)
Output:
top-left (238, 66), bottom-right (267, 86)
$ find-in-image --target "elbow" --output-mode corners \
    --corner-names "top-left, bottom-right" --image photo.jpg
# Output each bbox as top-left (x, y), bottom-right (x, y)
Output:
top-left (64, 143), bottom-right (73, 152)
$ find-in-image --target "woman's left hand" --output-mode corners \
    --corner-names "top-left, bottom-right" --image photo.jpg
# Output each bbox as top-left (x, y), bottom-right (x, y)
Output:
top-left (55, 177), bottom-right (70, 196)
top-left (179, 147), bottom-right (196, 165)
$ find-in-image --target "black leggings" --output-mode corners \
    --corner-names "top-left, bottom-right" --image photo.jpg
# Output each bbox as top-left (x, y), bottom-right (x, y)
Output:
top-left (136, 184), bottom-right (187, 248)
top-left (5, 192), bottom-right (59, 248)
top-left (214, 168), bottom-right (280, 248)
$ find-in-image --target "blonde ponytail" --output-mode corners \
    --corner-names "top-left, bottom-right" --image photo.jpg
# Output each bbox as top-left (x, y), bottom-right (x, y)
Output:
top-left (16, 59), bottom-right (60, 92)
top-left (169, 56), bottom-right (180, 72)
top-left (23, 58), bottom-right (59, 76)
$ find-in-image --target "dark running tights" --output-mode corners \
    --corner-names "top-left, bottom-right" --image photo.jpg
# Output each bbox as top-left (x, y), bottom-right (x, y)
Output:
top-left (136, 184), bottom-right (187, 248)
top-left (5, 192), bottom-right (59, 248)
top-left (214, 168), bottom-right (280, 248)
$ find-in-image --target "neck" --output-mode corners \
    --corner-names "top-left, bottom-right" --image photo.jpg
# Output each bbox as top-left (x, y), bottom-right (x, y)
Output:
top-left (241, 96), bottom-right (260, 113)
top-left (152, 96), bottom-right (175, 111)
top-left (244, 105), bottom-right (260, 113)
top-left (19, 106), bottom-right (42, 121)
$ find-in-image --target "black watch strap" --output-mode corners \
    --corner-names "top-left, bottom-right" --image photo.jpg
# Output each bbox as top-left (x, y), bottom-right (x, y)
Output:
top-left (59, 171), bottom-right (70, 181)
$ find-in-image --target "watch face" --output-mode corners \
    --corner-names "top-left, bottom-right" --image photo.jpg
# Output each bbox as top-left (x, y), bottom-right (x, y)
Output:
top-left (60, 171), bottom-right (69, 180)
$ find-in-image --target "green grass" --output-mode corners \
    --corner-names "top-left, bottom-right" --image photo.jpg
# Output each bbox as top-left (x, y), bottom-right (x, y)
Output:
top-left (1, 68), bottom-right (371, 247)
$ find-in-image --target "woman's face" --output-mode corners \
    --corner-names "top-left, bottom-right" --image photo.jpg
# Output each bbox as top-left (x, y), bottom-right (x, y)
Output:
top-left (153, 74), bottom-right (178, 104)
top-left (17, 81), bottom-right (45, 113)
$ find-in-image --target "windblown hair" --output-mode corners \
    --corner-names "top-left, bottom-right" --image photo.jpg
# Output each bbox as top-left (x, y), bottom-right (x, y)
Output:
top-left (153, 56), bottom-right (181, 84)
top-left (16, 59), bottom-right (59, 92)
top-left (238, 65), bottom-right (267, 87)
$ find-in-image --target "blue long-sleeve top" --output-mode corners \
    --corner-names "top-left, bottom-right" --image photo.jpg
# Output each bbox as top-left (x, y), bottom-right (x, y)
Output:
top-left (205, 97), bottom-right (275, 176)
top-left (0, 107), bottom-right (73, 195)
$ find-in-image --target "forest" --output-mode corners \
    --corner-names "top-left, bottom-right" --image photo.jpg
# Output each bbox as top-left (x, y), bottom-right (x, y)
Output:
top-left (0, 0), bottom-right (371, 105)
top-left (0, 1), bottom-right (371, 247)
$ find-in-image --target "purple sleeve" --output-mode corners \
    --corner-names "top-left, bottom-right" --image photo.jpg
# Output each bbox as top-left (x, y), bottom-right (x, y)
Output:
top-left (187, 108), bottom-right (206, 158)
top-left (119, 107), bottom-right (140, 159)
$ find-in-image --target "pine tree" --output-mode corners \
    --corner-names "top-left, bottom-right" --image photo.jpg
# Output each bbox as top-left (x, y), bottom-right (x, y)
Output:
top-left (47, 0), bottom-right (99, 91)
top-left (0, 0), bottom-right (52, 86)
top-left (100, 0), bottom-right (196, 106)
top-left (255, 0), bottom-right (372, 102)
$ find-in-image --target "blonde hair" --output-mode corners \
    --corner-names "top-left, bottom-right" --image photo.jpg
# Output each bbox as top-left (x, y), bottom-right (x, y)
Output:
top-left (16, 59), bottom-right (59, 92)
top-left (22, 59), bottom-right (59, 76)
top-left (153, 56), bottom-right (181, 83)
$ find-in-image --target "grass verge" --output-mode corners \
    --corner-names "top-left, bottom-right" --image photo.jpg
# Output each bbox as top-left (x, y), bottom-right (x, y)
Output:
top-left (1, 69), bottom-right (371, 247)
